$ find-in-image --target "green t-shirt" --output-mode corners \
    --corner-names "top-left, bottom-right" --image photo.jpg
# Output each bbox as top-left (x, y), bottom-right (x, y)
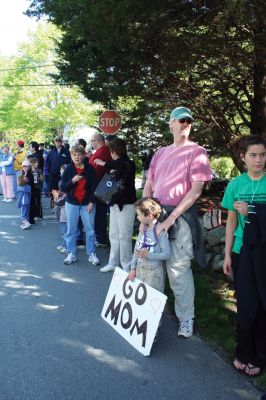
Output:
top-left (221, 172), bottom-right (266, 254)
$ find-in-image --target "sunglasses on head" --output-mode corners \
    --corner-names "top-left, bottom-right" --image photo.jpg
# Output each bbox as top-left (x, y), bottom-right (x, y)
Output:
top-left (179, 118), bottom-right (192, 124)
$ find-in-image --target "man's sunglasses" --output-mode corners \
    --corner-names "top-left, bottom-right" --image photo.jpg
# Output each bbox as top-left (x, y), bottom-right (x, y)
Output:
top-left (179, 118), bottom-right (192, 124)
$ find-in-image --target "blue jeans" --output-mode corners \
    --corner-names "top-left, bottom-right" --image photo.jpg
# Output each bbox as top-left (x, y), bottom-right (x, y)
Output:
top-left (59, 222), bottom-right (67, 248)
top-left (13, 170), bottom-right (22, 197)
top-left (20, 204), bottom-right (30, 222)
top-left (65, 202), bottom-right (96, 256)
top-left (42, 175), bottom-right (49, 195)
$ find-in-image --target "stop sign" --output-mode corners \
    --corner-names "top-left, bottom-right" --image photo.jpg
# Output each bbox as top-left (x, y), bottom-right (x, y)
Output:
top-left (99, 110), bottom-right (122, 135)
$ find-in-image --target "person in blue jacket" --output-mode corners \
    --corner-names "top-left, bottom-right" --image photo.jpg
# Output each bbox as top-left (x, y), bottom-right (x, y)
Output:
top-left (46, 136), bottom-right (71, 192)
top-left (0, 145), bottom-right (15, 202)
top-left (17, 173), bottom-right (31, 230)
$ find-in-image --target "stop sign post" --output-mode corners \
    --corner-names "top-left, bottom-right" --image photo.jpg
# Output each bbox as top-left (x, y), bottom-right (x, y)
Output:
top-left (99, 110), bottom-right (122, 135)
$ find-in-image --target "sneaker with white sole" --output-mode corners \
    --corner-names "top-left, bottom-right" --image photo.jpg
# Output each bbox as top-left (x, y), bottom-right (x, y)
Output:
top-left (5, 198), bottom-right (13, 203)
top-left (57, 246), bottom-right (68, 254)
top-left (1, 198), bottom-right (7, 202)
top-left (99, 264), bottom-right (117, 273)
top-left (64, 253), bottom-right (77, 265)
top-left (95, 241), bottom-right (108, 248)
top-left (88, 253), bottom-right (100, 266)
top-left (57, 245), bottom-right (64, 251)
top-left (178, 319), bottom-right (194, 338)
top-left (21, 221), bottom-right (31, 230)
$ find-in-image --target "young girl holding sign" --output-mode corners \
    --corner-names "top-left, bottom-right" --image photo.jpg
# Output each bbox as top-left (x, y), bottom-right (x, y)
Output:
top-left (222, 135), bottom-right (266, 377)
top-left (128, 197), bottom-right (170, 293)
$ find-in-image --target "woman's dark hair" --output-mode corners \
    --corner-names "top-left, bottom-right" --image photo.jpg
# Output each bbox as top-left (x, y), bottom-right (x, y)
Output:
top-left (234, 135), bottom-right (266, 160)
top-left (77, 138), bottom-right (87, 148)
top-left (29, 141), bottom-right (39, 151)
top-left (109, 138), bottom-right (127, 157)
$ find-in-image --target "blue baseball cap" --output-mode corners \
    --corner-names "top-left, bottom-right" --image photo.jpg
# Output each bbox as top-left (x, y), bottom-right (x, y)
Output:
top-left (169, 107), bottom-right (193, 121)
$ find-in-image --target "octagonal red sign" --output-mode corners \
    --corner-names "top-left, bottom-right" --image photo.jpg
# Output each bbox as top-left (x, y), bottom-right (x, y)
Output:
top-left (99, 110), bottom-right (122, 134)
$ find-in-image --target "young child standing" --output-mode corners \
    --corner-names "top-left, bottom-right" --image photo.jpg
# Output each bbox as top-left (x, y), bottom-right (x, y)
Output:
top-left (127, 197), bottom-right (170, 293)
top-left (29, 157), bottom-right (43, 220)
top-left (53, 166), bottom-right (68, 254)
top-left (54, 189), bottom-right (67, 254)
top-left (17, 174), bottom-right (31, 229)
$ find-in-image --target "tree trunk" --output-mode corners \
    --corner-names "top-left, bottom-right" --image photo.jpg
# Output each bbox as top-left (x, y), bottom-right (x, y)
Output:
top-left (251, 1), bottom-right (266, 136)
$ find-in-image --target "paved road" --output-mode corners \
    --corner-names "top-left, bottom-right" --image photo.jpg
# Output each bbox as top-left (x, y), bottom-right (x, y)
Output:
top-left (0, 197), bottom-right (263, 400)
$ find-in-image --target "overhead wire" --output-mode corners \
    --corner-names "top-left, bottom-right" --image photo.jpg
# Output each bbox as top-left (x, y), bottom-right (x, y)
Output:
top-left (0, 63), bottom-right (73, 87)
top-left (0, 64), bottom-right (56, 72)
top-left (0, 83), bottom-right (70, 87)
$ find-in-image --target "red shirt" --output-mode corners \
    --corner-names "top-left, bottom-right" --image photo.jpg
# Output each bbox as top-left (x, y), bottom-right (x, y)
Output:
top-left (73, 166), bottom-right (86, 203)
top-left (89, 145), bottom-right (112, 179)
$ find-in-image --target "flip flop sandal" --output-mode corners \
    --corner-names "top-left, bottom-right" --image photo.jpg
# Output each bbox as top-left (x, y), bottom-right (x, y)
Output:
top-left (244, 363), bottom-right (262, 378)
top-left (233, 358), bottom-right (246, 372)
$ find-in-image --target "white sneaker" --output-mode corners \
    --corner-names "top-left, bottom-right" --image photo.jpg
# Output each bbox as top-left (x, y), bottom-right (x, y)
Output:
top-left (57, 246), bottom-right (68, 254)
top-left (21, 221), bottom-right (31, 230)
top-left (1, 198), bottom-right (7, 202)
top-left (5, 198), bottom-right (13, 203)
top-left (178, 319), bottom-right (194, 338)
top-left (88, 253), bottom-right (100, 266)
top-left (95, 241), bottom-right (108, 248)
top-left (100, 264), bottom-right (116, 273)
top-left (64, 253), bottom-right (77, 265)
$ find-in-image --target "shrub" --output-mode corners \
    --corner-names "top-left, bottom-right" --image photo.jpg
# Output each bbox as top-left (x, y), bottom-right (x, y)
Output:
top-left (211, 157), bottom-right (240, 179)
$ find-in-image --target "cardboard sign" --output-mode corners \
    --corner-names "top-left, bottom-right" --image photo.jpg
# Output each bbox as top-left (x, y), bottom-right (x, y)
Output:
top-left (101, 267), bottom-right (167, 356)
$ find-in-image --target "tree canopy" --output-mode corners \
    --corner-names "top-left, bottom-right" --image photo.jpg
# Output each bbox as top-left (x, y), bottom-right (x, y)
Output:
top-left (0, 23), bottom-right (98, 146)
top-left (27, 0), bottom-right (266, 164)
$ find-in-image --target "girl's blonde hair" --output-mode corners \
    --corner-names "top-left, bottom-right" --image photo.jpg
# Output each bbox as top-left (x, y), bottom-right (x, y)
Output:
top-left (17, 174), bottom-right (27, 186)
top-left (135, 197), bottom-right (162, 218)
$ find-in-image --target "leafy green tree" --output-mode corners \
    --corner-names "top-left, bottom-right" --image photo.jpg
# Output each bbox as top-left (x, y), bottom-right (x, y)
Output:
top-left (27, 0), bottom-right (265, 167)
top-left (210, 157), bottom-right (240, 179)
top-left (0, 22), bottom-right (98, 146)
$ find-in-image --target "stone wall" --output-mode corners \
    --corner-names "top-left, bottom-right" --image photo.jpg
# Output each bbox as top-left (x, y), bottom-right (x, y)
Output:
top-left (199, 219), bottom-right (226, 271)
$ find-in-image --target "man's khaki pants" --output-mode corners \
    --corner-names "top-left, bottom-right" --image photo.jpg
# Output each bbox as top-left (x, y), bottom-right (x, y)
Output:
top-left (166, 217), bottom-right (195, 322)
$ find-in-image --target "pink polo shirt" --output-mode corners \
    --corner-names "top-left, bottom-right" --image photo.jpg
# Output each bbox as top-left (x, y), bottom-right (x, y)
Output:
top-left (147, 142), bottom-right (212, 206)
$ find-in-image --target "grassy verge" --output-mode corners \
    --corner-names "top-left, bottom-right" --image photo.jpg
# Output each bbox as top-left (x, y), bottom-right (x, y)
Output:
top-left (166, 266), bottom-right (266, 390)
top-left (136, 189), bottom-right (142, 200)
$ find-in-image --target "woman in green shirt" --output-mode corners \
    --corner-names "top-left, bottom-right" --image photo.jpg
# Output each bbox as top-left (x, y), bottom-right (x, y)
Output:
top-left (222, 135), bottom-right (266, 377)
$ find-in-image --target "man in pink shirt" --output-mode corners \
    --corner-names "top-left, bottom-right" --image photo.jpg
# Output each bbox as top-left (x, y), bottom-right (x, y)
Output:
top-left (89, 133), bottom-right (112, 247)
top-left (143, 106), bottom-right (212, 338)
